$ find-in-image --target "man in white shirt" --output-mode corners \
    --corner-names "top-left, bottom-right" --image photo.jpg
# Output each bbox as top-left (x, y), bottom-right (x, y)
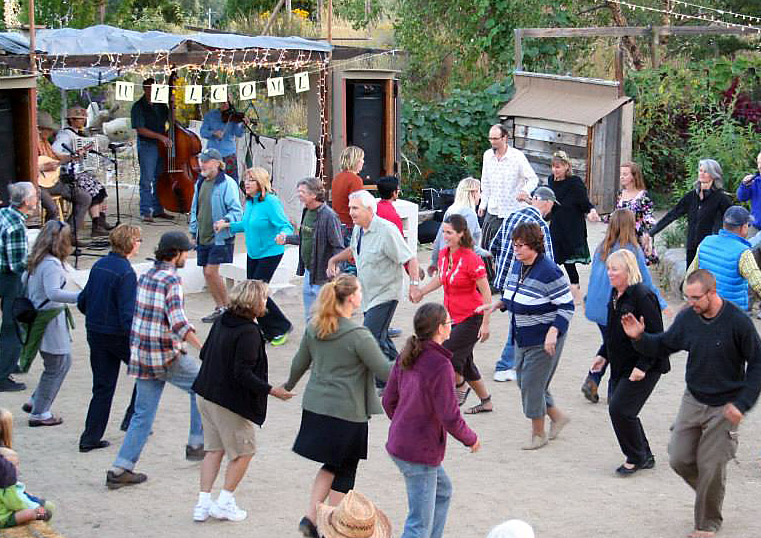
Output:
top-left (479, 124), bottom-right (539, 281)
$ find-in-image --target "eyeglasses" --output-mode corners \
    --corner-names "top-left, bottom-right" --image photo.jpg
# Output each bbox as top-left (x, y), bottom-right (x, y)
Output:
top-left (683, 291), bottom-right (708, 303)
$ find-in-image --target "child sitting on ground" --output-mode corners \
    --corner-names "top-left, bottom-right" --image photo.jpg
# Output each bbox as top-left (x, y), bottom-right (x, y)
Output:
top-left (0, 430), bottom-right (54, 528)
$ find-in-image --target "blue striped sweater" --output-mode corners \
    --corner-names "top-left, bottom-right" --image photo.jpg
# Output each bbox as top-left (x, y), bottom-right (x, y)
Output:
top-left (501, 254), bottom-right (575, 347)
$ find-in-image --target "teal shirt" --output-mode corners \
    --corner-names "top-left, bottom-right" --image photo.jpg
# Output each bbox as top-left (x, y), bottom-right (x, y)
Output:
top-left (229, 193), bottom-right (294, 260)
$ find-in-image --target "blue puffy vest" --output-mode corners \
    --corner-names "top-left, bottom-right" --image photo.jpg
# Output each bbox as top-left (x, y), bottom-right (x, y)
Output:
top-left (698, 229), bottom-right (751, 310)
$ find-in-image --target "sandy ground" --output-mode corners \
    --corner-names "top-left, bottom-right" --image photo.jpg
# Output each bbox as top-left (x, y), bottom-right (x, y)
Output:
top-left (6, 203), bottom-right (761, 538)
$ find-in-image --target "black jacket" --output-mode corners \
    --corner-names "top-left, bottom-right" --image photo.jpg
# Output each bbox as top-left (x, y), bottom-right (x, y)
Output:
top-left (649, 187), bottom-right (732, 253)
top-left (0, 455), bottom-right (16, 488)
top-left (192, 311), bottom-right (272, 425)
top-left (598, 283), bottom-right (670, 380)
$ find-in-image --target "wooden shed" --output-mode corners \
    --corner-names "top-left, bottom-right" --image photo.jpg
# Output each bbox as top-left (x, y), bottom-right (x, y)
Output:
top-left (498, 71), bottom-right (634, 213)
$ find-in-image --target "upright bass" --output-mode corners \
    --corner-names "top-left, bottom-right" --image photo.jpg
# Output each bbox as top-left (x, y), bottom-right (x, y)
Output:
top-left (155, 72), bottom-right (202, 214)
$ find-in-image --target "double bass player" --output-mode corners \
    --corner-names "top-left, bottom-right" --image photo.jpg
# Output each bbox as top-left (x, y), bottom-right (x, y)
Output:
top-left (131, 78), bottom-right (176, 223)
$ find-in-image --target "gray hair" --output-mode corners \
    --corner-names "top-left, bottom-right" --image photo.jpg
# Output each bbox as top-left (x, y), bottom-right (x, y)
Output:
top-left (296, 177), bottom-right (325, 202)
top-left (699, 159), bottom-right (723, 189)
top-left (349, 189), bottom-right (377, 213)
top-left (8, 182), bottom-right (36, 207)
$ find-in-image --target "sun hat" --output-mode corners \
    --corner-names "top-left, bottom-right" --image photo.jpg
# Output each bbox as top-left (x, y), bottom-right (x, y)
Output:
top-left (66, 106), bottom-right (88, 119)
top-left (37, 111), bottom-right (58, 131)
top-left (315, 491), bottom-right (392, 538)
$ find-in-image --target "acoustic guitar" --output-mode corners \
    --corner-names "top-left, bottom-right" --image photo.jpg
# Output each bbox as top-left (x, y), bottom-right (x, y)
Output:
top-left (37, 142), bottom-right (94, 189)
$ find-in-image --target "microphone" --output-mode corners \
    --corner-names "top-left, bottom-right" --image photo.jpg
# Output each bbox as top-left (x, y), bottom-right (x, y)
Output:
top-left (61, 143), bottom-right (76, 155)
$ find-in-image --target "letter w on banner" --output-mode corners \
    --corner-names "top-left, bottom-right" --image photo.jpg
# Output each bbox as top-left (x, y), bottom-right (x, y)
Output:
top-left (115, 81), bottom-right (134, 101)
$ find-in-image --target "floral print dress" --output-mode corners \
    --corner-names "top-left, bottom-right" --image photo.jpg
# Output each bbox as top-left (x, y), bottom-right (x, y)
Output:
top-left (616, 189), bottom-right (658, 265)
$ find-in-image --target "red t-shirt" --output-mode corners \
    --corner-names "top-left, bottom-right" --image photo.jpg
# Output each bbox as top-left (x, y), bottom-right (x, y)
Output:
top-left (331, 171), bottom-right (363, 227)
top-left (376, 200), bottom-right (404, 235)
top-left (438, 246), bottom-right (487, 324)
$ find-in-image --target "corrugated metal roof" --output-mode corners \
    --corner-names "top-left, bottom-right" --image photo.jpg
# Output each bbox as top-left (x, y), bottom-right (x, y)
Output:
top-left (499, 71), bottom-right (632, 127)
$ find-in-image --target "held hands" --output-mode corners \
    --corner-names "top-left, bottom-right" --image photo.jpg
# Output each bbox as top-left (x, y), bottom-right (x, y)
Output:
top-left (629, 367), bottom-right (646, 382)
top-left (587, 209), bottom-right (601, 222)
top-left (409, 285), bottom-right (423, 304)
top-left (326, 258), bottom-right (340, 278)
top-left (516, 192), bottom-right (531, 203)
top-left (469, 438), bottom-right (482, 453)
top-left (590, 355), bottom-right (607, 373)
top-left (544, 327), bottom-right (558, 357)
top-left (427, 265), bottom-right (438, 277)
top-left (270, 385), bottom-right (296, 401)
top-left (620, 313), bottom-right (645, 340)
top-left (275, 232), bottom-right (287, 245)
top-left (213, 220), bottom-right (229, 233)
top-left (475, 299), bottom-right (501, 315)
top-left (723, 402), bottom-right (743, 426)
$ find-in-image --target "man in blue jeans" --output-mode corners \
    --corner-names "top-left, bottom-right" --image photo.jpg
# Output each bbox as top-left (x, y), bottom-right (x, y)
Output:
top-left (490, 188), bottom-right (555, 382)
top-left (107, 231), bottom-right (204, 489)
top-left (131, 78), bottom-right (175, 223)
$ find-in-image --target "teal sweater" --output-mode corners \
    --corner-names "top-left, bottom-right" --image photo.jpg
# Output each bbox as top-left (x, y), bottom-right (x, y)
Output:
top-left (229, 194), bottom-right (294, 260)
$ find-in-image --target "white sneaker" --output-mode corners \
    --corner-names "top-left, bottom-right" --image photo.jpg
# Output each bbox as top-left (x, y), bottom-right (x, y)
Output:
top-left (193, 501), bottom-right (214, 522)
top-left (494, 369), bottom-right (516, 382)
top-left (210, 499), bottom-right (247, 522)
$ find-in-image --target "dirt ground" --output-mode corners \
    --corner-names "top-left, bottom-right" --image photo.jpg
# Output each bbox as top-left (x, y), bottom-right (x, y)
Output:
top-left (6, 201), bottom-right (761, 538)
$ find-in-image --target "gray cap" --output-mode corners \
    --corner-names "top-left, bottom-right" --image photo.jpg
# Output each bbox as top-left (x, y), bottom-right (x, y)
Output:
top-left (723, 205), bottom-right (752, 227)
top-left (532, 186), bottom-right (559, 204)
top-left (199, 148), bottom-right (223, 162)
top-left (157, 231), bottom-right (192, 252)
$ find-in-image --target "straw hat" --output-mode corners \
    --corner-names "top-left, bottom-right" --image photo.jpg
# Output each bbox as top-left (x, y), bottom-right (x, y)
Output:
top-left (486, 519), bottom-right (535, 538)
top-left (316, 491), bottom-right (392, 538)
top-left (37, 111), bottom-right (58, 131)
top-left (66, 106), bottom-right (88, 119)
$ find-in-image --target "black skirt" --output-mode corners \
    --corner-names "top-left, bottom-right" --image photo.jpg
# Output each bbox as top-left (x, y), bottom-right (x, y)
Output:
top-left (293, 409), bottom-right (368, 466)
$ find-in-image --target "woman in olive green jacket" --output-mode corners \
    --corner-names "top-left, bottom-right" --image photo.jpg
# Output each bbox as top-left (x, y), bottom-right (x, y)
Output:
top-left (283, 274), bottom-right (390, 538)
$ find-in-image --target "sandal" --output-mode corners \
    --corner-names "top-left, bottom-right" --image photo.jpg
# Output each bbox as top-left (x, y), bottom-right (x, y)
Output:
top-left (455, 382), bottom-right (470, 407)
top-left (465, 395), bottom-right (493, 415)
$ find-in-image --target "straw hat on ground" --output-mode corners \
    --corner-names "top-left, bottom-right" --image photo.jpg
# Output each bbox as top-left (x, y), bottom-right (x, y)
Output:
top-left (315, 490), bottom-right (392, 538)
top-left (486, 519), bottom-right (535, 538)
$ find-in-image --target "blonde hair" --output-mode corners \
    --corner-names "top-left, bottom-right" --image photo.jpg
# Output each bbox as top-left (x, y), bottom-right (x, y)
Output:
top-left (0, 408), bottom-right (12, 449)
top-left (452, 177), bottom-right (481, 210)
top-left (227, 280), bottom-right (269, 319)
top-left (245, 167), bottom-right (273, 202)
top-left (607, 249), bottom-right (642, 286)
top-left (109, 224), bottom-right (142, 257)
top-left (340, 146), bottom-right (364, 172)
top-left (312, 274), bottom-right (359, 339)
top-left (598, 209), bottom-right (639, 262)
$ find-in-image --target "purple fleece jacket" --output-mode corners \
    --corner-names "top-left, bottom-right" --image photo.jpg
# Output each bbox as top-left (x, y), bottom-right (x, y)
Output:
top-left (382, 341), bottom-right (478, 466)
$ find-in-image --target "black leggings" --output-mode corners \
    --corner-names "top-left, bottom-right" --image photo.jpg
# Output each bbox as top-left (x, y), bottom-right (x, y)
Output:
top-left (563, 263), bottom-right (580, 285)
top-left (247, 254), bottom-right (292, 340)
top-left (322, 460), bottom-right (359, 493)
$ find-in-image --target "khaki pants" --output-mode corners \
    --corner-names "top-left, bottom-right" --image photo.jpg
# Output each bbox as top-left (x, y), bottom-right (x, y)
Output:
top-left (668, 391), bottom-right (739, 533)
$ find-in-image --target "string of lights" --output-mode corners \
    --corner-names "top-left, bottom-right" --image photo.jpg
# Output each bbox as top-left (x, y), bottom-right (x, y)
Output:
top-left (668, 0), bottom-right (761, 24)
top-left (604, 0), bottom-right (761, 33)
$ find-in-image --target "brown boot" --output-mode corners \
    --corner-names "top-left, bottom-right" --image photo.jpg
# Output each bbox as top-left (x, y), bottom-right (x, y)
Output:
top-left (92, 220), bottom-right (109, 238)
top-left (99, 212), bottom-right (116, 231)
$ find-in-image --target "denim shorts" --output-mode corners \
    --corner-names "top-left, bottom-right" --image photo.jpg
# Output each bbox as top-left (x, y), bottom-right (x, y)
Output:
top-left (196, 242), bottom-right (234, 266)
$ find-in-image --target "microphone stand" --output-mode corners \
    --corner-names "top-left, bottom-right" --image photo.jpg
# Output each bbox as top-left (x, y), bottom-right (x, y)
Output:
top-left (90, 146), bottom-right (124, 227)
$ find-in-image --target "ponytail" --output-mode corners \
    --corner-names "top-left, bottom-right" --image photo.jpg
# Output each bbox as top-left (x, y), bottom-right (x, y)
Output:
top-left (399, 303), bottom-right (448, 370)
top-left (312, 275), bottom-right (359, 339)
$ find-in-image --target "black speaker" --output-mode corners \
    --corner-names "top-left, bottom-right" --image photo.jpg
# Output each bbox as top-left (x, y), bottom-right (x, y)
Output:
top-left (0, 95), bottom-right (15, 204)
top-left (347, 81), bottom-right (383, 183)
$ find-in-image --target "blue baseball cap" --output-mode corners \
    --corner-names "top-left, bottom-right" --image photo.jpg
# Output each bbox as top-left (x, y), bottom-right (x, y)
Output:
top-left (199, 148), bottom-right (223, 162)
top-left (723, 206), bottom-right (752, 227)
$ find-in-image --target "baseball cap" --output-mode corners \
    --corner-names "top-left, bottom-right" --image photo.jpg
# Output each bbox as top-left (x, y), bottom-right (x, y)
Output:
top-left (723, 206), bottom-right (752, 227)
top-left (157, 231), bottom-right (192, 252)
top-left (199, 148), bottom-right (223, 162)
top-left (531, 186), bottom-right (559, 204)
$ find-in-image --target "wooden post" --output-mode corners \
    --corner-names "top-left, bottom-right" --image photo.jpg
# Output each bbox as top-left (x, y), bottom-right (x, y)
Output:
top-left (514, 28), bottom-right (523, 71)
top-left (614, 44), bottom-right (624, 98)
top-left (327, 0), bottom-right (332, 43)
top-left (29, 0), bottom-right (38, 188)
top-left (650, 27), bottom-right (660, 69)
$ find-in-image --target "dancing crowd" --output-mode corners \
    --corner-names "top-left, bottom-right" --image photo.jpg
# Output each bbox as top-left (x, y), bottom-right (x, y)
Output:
top-left (1, 132), bottom-right (761, 538)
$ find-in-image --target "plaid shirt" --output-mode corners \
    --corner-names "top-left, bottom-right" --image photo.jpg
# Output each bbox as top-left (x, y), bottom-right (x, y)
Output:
top-left (490, 205), bottom-right (554, 292)
top-left (129, 261), bottom-right (194, 379)
top-left (0, 206), bottom-right (28, 275)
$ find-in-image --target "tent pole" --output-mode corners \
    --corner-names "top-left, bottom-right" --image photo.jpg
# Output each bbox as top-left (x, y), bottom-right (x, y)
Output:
top-left (29, 0), bottom-right (38, 189)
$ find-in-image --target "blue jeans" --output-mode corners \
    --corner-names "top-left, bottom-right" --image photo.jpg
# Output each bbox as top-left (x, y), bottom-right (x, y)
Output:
top-left (495, 326), bottom-right (515, 371)
top-left (302, 269), bottom-right (322, 323)
top-left (137, 139), bottom-right (165, 217)
top-left (113, 353), bottom-right (203, 471)
top-left (392, 456), bottom-right (452, 538)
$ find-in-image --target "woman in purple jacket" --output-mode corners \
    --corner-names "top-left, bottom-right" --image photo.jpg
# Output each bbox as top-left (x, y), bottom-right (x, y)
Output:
top-left (382, 303), bottom-right (481, 538)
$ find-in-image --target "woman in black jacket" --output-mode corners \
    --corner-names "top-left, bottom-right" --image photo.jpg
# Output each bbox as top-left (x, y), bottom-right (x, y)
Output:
top-left (191, 280), bottom-right (293, 523)
top-left (645, 158), bottom-right (732, 267)
top-left (590, 249), bottom-right (669, 476)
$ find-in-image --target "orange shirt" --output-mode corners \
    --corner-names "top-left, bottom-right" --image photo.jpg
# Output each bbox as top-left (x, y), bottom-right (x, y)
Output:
top-left (332, 171), bottom-right (363, 227)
